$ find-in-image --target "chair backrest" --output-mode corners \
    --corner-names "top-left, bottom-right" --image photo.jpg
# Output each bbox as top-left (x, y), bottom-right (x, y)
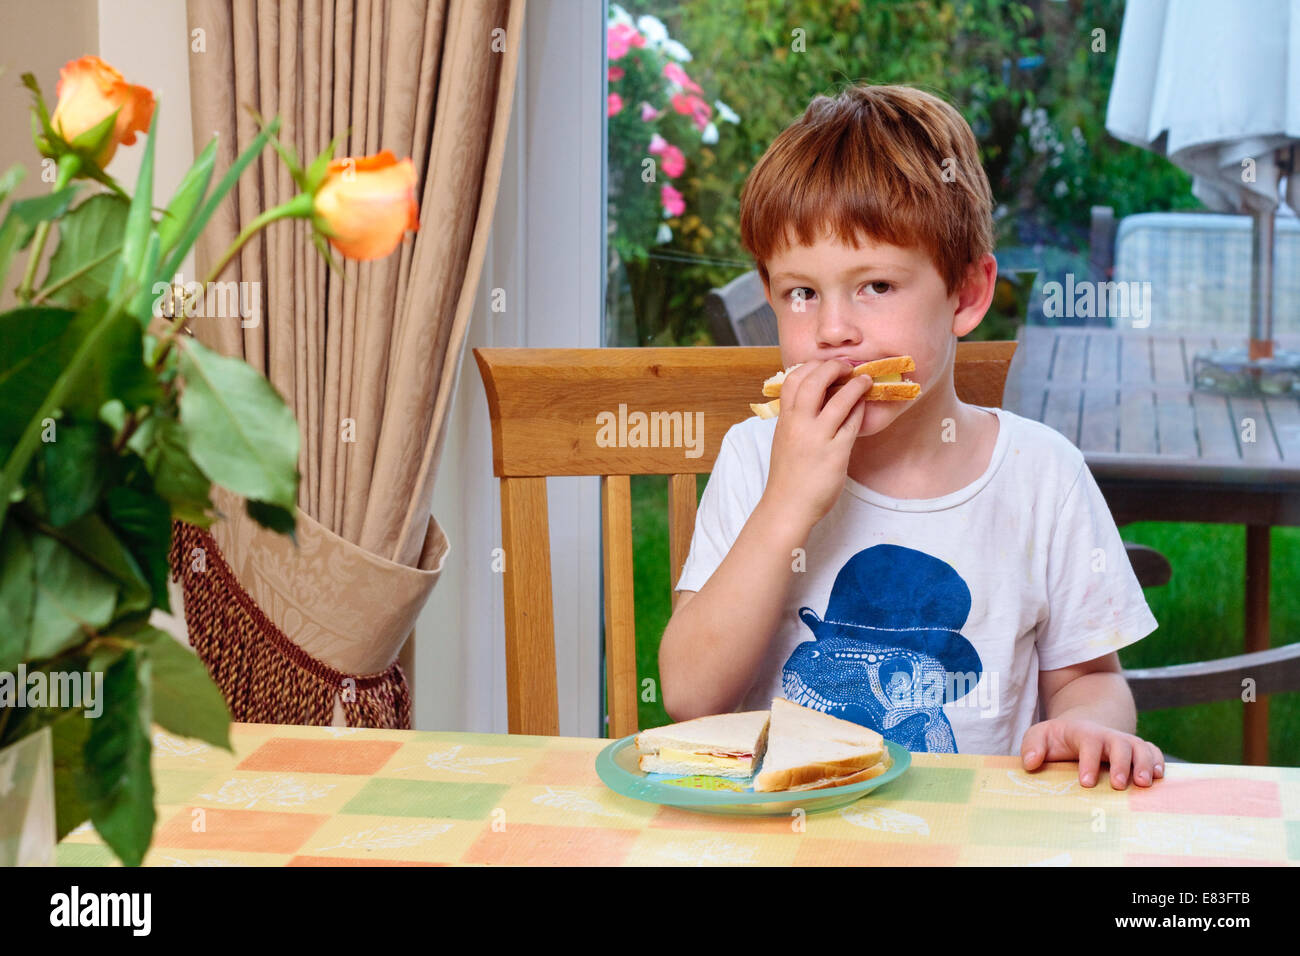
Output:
top-left (473, 343), bottom-right (1018, 738)
top-left (704, 270), bottom-right (776, 346)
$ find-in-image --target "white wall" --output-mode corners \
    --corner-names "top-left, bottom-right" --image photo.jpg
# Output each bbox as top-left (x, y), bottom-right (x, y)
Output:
top-left (416, 0), bottom-right (605, 736)
top-left (97, 0), bottom-right (196, 282)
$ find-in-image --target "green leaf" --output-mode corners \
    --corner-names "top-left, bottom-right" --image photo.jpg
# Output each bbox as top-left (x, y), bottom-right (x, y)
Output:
top-left (9, 186), bottom-right (80, 247)
top-left (27, 530), bottom-right (119, 661)
top-left (304, 133), bottom-right (344, 193)
top-left (159, 115), bottom-right (280, 282)
top-left (0, 300), bottom-right (152, 533)
top-left (0, 187), bottom-right (78, 284)
top-left (129, 230), bottom-right (161, 327)
top-left (29, 509), bottom-right (153, 624)
top-left (0, 164), bottom-right (26, 206)
top-left (177, 337), bottom-right (299, 512)
top-left (104, 484), bottom-right (172, 612)
top-left (40, 418), bottom-right (108, 526)
top-left (0, 305), bottom-right (78, 457)
top-left (39, 194), bottom-right (129, 309)
top-left (20, 71), bottom-right (54, 140)
top-left (132, 625), bottom-right (232, 750)
top-left (51, 708), bottom-right (94, 841)
top-left (158, 137), bottom-right (216, 257)
top-left (110, 104), bottom-right (158, 302)
top-left (0, 521), bottom-right (35, 672)
top-left (67, 109), bottom-right (120, 163)
top-left (245, 498), bottom-right (297, 538)
top-left (129, 413), bottom-right (215, 528)
top-left (60, 300), bottom-right (161, 420)
top-left (82, 646), bottom-right (155, 867)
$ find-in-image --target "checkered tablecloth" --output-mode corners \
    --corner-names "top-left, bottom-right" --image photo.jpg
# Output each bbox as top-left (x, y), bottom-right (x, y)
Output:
top-left (55, 722), bottom-right (1300, 866)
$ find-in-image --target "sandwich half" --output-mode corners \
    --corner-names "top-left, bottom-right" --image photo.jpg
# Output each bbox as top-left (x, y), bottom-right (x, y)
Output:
top-left (750, 355), bottom-right (920, 419)
top-left (635, 710), bottom-right (771, 778)
top-left (752, 697), bottom-right (892, 792)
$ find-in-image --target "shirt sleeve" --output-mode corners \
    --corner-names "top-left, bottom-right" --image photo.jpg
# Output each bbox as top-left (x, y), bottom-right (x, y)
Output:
top-left (1035, 459), bottom-right (1159, 671)
top-left (674, 424), bottom-right (764, 593)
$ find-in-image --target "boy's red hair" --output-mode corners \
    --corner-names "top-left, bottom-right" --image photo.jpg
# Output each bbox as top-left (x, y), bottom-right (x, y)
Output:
top-left (739, 84), bottom-right (994, 297)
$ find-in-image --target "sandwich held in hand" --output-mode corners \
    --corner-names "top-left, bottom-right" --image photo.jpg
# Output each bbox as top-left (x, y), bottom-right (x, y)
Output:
top-left (750, 355), bottom-right (920, 419)
top-left (635, 710), bottom-right (771, 778)
top-left (753, 698), bottom-right (891, 792)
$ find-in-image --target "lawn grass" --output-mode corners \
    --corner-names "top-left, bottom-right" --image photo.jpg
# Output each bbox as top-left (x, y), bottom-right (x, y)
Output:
top-left (628, 474), bottom-right (1300, 766)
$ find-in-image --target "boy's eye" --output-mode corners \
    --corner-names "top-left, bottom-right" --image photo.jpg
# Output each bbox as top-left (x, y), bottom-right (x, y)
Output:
top-left (865, 281), bottom-right (892, 295)
top-left (786, 287), bottom-right (815, 302)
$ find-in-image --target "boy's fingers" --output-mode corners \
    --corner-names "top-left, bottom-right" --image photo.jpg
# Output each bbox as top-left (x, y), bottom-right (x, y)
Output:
top-left (1076, 734), bottom-right (1103, 787)
top-left (788, 360), bottom-right (851, 416)
top-left (1106, 736), bottom-right (1133, 789)
top-left (833, 391), bottom-right (868, 442)
top-left (1150, 742), bottom-right (1165, 779)
top-left (824, 373), bottom-right (871, 427)
top-left (1021, 726), bottom-right (1048, 770)
top-left (1132, 740), bottom-right (1158, 787)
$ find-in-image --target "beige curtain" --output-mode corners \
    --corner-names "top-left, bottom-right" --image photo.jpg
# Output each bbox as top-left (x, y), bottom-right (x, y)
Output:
top-left (174, 0), bottom-right (525, 726)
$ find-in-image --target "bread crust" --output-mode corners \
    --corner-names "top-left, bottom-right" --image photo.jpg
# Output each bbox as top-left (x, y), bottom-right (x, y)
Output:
top-left (753, 750), bottom-right (886, 792)
top-left (754, 355), bottom-right (919, 418)
top-left (779, 759), bottom-right (891, 792)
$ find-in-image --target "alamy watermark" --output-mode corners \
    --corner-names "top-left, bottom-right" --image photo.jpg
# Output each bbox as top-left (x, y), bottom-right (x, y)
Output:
top-left (0, 664), bottom-right (103, 718)
top-left (152, 272), bottom-right (261, 328)
top-left (1041, 274), bottom-right (1152, 328)
top-left (595, 404), bottom-right (704, 458)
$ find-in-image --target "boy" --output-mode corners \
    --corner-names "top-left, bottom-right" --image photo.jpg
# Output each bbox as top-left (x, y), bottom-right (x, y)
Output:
top-left (661, 84), bottom-right (1164, 790)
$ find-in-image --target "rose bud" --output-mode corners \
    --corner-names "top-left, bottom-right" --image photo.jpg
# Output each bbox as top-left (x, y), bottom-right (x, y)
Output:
top-left (313, 150), bottom-right (420, 261)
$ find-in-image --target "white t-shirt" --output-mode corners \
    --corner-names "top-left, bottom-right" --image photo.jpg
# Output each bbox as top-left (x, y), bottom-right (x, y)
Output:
top-left (673, 406), bottom-right (1159, 756)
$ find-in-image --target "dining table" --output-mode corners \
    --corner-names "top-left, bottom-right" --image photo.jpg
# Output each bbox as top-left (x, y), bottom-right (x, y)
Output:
top-left (1002, 325), bottom-right (1300, 765)
top-left (54, 722), bottom-right (1300, 866)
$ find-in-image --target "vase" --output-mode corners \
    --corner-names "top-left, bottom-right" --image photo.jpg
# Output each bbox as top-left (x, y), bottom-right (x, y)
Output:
top-left (0, 726), bottom-right (57, 866)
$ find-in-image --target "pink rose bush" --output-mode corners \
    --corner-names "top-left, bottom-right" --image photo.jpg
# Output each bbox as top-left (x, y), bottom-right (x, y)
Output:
top-left (605, 3), bottom-right (740, 251)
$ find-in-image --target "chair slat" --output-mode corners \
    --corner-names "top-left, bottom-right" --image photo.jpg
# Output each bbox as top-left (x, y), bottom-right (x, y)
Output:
top-left (602, 475), bottom-right (639, 739)
top-left (500, 477), bottom-right (559, 735)
top-left (668, 473), bottom-right (698, 591)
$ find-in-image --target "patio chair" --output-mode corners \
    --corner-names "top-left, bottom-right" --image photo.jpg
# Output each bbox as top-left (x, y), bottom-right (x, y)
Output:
top-left (473, 344), bottom-right (1300, 750)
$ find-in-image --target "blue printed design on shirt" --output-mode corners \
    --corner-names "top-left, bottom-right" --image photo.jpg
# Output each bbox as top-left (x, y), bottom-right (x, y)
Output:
top-left (782, 544), bottom-right (983, 753)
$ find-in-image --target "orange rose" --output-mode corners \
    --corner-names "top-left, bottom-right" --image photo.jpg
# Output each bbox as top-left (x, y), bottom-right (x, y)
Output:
top-left (313, 151), bottom-right (420, 260)
top-left (49, 56), bottom-right (154, 167)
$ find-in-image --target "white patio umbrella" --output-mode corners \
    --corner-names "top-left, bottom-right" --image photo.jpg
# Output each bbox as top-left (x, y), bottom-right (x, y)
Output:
top-left (1106, 0), bottom-right (1300, 383)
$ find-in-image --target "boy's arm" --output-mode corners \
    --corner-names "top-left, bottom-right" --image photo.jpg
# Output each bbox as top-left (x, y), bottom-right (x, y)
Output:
top-left (659, 497), bottom-right (814, 722)
top-left (1039, 652), bottom-right (1135, 732)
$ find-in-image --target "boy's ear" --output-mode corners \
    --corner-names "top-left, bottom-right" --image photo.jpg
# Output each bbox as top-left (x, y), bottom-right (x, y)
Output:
top-left (951, 253), bottom-right (998, 338)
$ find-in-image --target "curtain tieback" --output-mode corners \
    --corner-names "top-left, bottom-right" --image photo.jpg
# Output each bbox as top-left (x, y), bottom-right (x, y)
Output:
top-left (167, 486), bottom-right (449, 728)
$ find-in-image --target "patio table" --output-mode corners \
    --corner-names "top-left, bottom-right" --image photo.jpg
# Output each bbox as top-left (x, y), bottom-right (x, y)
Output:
top-left (1002, 325), bottom-right (1300, 764)
top-left (54, 722), bottom-right (1300, 866)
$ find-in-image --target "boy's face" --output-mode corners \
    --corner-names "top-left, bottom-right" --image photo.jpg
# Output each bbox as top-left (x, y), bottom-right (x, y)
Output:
top-left (762, 230), bottom-right (991, 438)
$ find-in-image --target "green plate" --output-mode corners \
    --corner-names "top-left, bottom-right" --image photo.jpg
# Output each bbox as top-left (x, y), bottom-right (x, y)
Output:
top-left (595, 735), bottom-right (910, 816)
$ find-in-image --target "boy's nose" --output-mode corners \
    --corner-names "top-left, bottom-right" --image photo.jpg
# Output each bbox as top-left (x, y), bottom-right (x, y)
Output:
top-left (816, 300), bottom-right (863, 346)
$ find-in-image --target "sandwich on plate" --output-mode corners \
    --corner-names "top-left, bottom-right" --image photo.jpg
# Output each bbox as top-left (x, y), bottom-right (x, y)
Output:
top-left (750, 354), bottom-right (921, 420)
top-left (635, 710), bottom-right (771, 778)
top-left (753, 697), bottom-right (892, 792)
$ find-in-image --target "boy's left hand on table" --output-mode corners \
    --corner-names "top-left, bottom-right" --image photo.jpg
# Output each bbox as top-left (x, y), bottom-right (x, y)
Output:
top-left (1020, 717), bottom-right (1165, 789)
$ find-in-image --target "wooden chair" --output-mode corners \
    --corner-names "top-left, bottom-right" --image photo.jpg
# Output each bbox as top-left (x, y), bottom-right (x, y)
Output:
top-left (473, 344), bottom-right (1300, 750)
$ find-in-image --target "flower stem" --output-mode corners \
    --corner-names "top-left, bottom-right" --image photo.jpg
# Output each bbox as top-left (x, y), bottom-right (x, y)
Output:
top-left (151, 192), bottom-right (314, 369)
top-left (16, 153), bottom-right (82, 302)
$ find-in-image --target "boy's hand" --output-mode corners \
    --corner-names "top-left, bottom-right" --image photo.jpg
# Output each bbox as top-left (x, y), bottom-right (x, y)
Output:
top-left (1021, 717), bottom-right (1165, 789)
top-left (762, 359), bottom-right (871, 530)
